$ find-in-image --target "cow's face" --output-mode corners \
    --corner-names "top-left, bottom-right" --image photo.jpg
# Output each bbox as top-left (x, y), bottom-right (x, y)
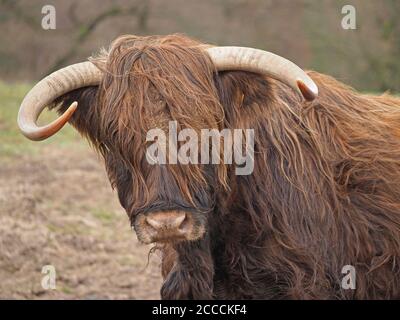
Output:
top-left (104, 149), bottom-right (215, 244)
top-left (99, 93), bottom-right (220, 244)
top-left (92, 35), bottom-right (226, 244)
top-left (101, 118), bottom-right (220, 244)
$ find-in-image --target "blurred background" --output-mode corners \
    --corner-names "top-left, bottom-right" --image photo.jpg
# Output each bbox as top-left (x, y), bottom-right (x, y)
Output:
top-left (0, 0), bottom-right (399, 299)
top-left (1, 0), bottom-right (400, 91)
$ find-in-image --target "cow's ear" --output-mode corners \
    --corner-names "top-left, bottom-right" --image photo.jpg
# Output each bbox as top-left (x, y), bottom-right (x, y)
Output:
top-left (214, 71), bottom-right (273, 117)
top-left (50, 86), bottom-right (99, 136)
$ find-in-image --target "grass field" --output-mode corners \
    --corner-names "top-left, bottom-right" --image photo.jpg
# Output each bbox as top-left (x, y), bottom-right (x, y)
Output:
top-left (0, 82), bottom-right (82, 159)
top-left (0, 82), bottom-right (161, 299)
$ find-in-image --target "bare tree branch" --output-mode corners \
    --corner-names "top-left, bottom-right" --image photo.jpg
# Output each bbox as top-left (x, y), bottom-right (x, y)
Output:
top-left (0, 0), bottom-right (41, 30)
top-left (45, 5), bottom-right (141, 75)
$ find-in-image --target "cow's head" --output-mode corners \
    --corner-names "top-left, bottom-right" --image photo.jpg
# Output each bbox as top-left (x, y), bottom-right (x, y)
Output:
top-left (17, 34), bottom-right (317, 245)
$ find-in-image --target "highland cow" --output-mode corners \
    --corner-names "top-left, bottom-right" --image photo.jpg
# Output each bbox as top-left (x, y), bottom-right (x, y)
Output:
top-left (18, 34), bottom-right (400, 299)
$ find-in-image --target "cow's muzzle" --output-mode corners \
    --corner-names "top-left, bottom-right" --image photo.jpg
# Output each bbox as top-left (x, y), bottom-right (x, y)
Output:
top-left (134, 210), bottom-right (205, 244)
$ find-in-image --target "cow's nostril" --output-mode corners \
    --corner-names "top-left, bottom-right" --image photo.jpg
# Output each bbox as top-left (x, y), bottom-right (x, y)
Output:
top-left (174, 213), bottom-right (186, 229)
top-left (146, 216), bottom-right (164, 230)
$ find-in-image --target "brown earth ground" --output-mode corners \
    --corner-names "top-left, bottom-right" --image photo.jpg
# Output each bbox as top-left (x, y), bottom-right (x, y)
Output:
top-left (0, 145), bottom-right (162, 299)
top-left (0, 83), bottom-right (162, 299)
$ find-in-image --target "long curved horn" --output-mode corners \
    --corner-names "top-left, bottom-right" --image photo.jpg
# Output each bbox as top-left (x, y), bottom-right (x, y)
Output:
top-left (206, 46), bottom-right (318, 101)
top-left (17, 62), bottom-right (102, 141)
top-left (19, 46), bottom-right (317, 141)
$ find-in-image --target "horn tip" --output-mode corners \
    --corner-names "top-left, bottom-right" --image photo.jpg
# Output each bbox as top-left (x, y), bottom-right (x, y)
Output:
top-left (297, 80), bottom-right (318, 101)
top-left (63, 101), bottom-right (78, 119)
top-left (70, 101), bottom-right (78, 110)
top-left (18, 101), bottom-right (78, 142)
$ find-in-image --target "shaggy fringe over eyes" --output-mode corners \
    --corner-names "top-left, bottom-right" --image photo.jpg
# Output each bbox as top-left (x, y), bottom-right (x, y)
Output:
top-left (90, 34), bottom-right (228, 210)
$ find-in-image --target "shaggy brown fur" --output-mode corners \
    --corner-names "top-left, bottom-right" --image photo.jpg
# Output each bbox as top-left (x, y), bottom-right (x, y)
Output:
top-left (52, 34), bottom-right (400, 299)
